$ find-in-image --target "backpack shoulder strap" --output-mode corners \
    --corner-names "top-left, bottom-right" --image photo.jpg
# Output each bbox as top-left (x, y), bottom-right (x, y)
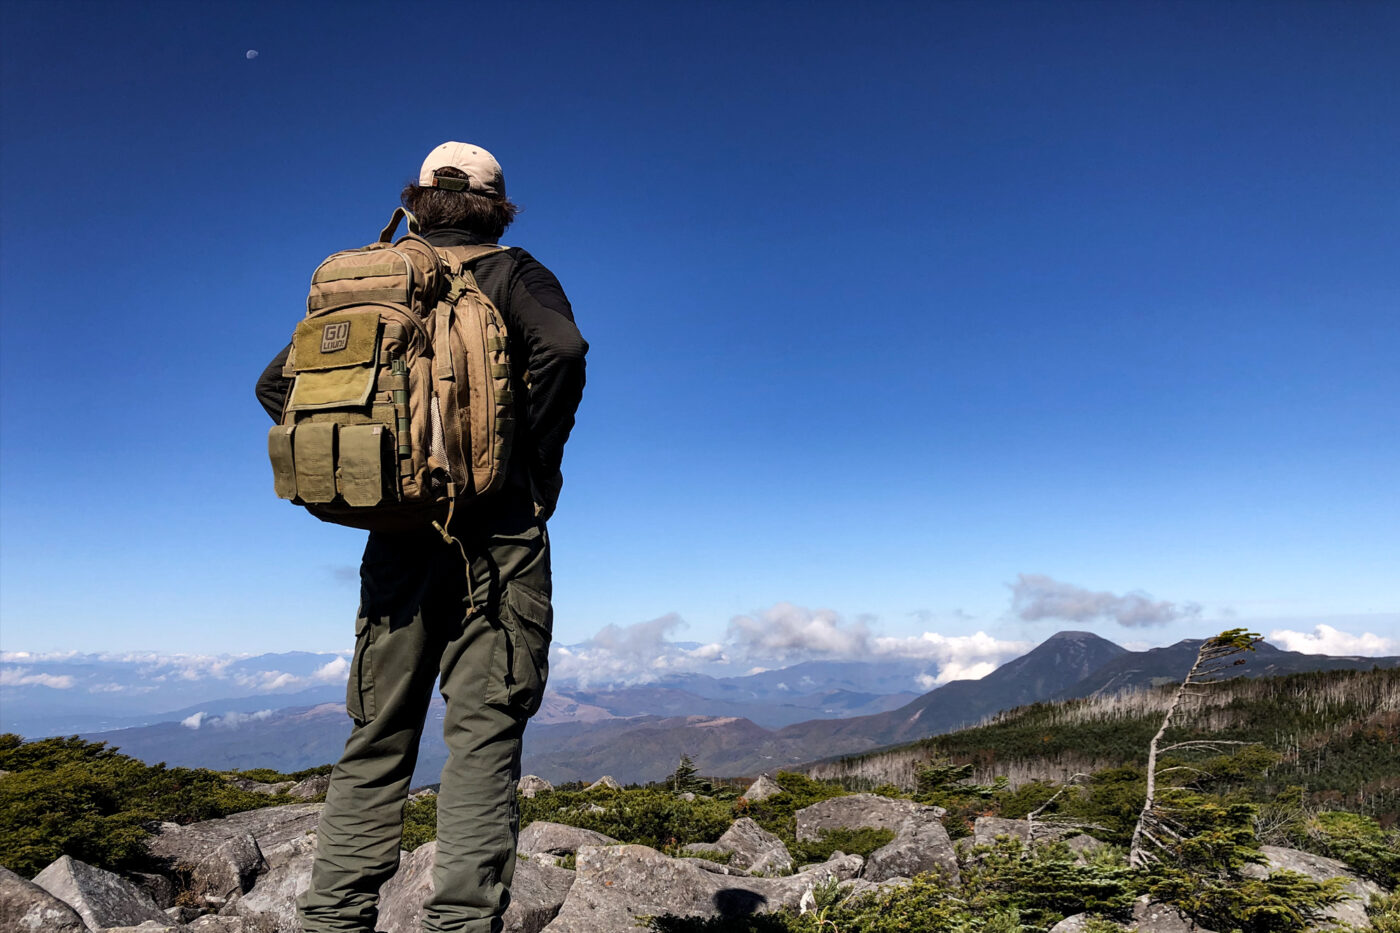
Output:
top-left (434, 244), bottom-right (509, 271)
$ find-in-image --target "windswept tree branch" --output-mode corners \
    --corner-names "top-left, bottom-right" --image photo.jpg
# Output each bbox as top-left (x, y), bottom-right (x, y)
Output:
top-left (1128, 628), bottom-right (1262, 868)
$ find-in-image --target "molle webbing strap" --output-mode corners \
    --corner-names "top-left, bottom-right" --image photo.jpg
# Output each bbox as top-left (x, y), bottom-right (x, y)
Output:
top-left (308, 288), bottom-right (410, 311)
top-left (316, 263), bottom-right (403, 282)
top-left (434, 303), bottom-right (454, 381)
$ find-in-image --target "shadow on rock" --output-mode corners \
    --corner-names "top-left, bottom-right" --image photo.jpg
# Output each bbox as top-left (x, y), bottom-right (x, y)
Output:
top-left (713, 887), bottom-right (767, 917)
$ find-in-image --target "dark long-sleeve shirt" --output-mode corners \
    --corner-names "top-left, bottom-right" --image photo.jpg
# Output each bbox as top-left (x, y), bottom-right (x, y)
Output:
top-left (256, 226), bottom-right (586, 518)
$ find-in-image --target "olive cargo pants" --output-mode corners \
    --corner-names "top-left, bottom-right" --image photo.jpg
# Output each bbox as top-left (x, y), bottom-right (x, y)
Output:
top-left (297, 505), bottom-right (551, 933)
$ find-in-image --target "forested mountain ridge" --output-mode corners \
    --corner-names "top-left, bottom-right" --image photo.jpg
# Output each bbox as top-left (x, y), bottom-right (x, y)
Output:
top-left (807, 666), bottom-right (1400, 825)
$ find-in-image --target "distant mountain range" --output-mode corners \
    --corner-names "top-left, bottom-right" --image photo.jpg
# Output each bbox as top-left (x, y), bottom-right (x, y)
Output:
top-left (39, 631), bottom-right (1395, 785)
top-left (0, 650), bottom-right (351, 737)
top-left (1, 650), bottom-right (944, 737)
top-left (1053, 637), bottom-right (1396, 698)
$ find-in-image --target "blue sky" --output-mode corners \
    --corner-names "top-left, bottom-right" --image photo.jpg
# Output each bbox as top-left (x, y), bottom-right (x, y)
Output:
top-left (1, 0), bottom-right (1396, 671)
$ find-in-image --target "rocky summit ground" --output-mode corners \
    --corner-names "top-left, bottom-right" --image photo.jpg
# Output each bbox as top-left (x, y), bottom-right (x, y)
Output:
top-left (0, 772), bottom-right (1390, 933)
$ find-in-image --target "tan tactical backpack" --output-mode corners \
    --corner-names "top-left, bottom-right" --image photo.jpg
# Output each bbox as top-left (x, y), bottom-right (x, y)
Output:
top-left (267, 208), bottom-right (515, 531)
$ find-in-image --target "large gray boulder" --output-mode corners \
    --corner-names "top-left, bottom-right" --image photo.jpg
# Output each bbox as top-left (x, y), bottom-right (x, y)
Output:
top-left (1063, 834), bottom-right (1107, 862)
top-left (221, 833), bottom-right (317, 932)
top-left (149, 803), bottom-right (323, 874)
top-left (587, 776), bottom-right (622, 792)
top-left (678, 844), bottom-right (733, 864)
top-left (1132, 895), bottom-right (1217, 933)
top-left (518, 821), bottom-right (619, 857)
top-left (862, 816), bottom-right (960, 885)
top-left (286, 775), bottom-right (331, 800)
top-left (675, 857), bottom-right (754, 877)
top-left (1239, 844), bottom-right (1385, 929)
top-left (504, 858), bottom-right (578, 933)
top-left (148, 804), bottom-right (322, 910)
top-left (0, 866), bottom-right (90, 933)
top-left (519, 775), bottom-right (554, 799)
top-left (161, 832), bottom-right (264, 907)
top-left (378, 841), bottom-right (575, 933)
top-left (833, 875), bottom-right (910, 901)
top-left (971, 816), bottom-right (1073, 847)
top-left (167, 904), bottom-right (205, 924)
top-left (378, 842), bottom-right (434, 933)
top-left (130, 872), bottom-right (176, 910)
top-left (228, 777), bottom-right (295, 796)
top-left (32, 855), bottom-right (171, 930)
top-left (188, 917), bottom-right (256, 932)
top-left (795, 795), bottom-right (944, 842)
top-left (710, 819), bottom-right (792, 875)
top-left (1049, 915), bottom-right (1114, 933)
top-left (540, 844), bottom-right (860, 932)
top-left (739, 776), bottom-right (782, 803)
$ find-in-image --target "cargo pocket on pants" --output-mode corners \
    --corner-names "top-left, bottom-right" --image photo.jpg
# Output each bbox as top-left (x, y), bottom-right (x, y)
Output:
top-left (346, 615), bottom-right (377, 724)
top-left (488, 582), bottom-right (552, 717)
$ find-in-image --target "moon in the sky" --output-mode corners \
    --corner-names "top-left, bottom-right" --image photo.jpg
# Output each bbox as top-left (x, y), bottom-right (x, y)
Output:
top-left (246, 50), bottom-right (259, 60)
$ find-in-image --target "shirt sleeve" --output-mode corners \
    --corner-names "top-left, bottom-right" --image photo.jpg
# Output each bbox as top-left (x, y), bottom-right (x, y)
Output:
top-left (255, 343), bottom-right (292, 422)
top-left (503, 249), bottom-right (588, 516)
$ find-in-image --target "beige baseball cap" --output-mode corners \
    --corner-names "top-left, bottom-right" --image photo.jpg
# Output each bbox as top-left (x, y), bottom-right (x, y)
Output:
top-left (418, 141), bottom-right (505, 198)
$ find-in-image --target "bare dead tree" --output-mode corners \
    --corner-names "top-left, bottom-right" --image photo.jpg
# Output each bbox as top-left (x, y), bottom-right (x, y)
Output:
top-left (1128, 628), bottom-right (1262, 868)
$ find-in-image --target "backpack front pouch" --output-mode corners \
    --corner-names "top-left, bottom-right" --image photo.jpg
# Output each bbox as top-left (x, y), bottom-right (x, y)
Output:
top-left (270, 312), bottom-right (393, 506)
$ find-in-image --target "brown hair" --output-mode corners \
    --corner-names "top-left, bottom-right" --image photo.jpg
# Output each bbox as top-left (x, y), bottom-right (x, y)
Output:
top-left (400, 167), bottom-right (520, 240)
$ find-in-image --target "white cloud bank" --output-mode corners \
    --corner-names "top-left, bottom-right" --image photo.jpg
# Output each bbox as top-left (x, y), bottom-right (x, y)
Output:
top-left (234, 670), bottom-right (302, 691)
top-left (552, 603), bottom-right (1029, 688)
top-left (312, 657), bottom-right (350, 683)
top-left (181, 709), bottom-right (274, 730)
top-left (730, 603), bottom-right (1023, 683)
top-left (1011, 573), bottom-right (1201, 628)
top-left (552, 613), bottom-right (729, 686)
top-left (0, 668), bottom-right (75, 689)
top-left (1268, 624), bottom-right (1398, 657)
top-left (0, 650), bottom-right (353, 696)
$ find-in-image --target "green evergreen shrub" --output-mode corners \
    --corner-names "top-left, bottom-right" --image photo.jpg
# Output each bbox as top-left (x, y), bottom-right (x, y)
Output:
top-left (1367, 890), bottom-right (1400, 933)
top-left (961, 837), bottom-right (1135, 926)
top-left (1301, 810), bottom-right (1400, 887)
top-left (1147, 869), bottom-right (1348, 933)
top-left (228, 764), bottom-right (333, 784)
top-left (401, 795), bottom-right (437, 851)
top-left (665, 755), bottom-right (714, 796)
top-left (0, 734), bottom-right (294, 877)
top-left (791, 827), bottom-right (894, 864)
top-left (1136, 788), bottom-right (1352, 933)
top-left (520, 787), bottom-right (733, 848)
top-left (1054, 767), bottom-right (1145, 846)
